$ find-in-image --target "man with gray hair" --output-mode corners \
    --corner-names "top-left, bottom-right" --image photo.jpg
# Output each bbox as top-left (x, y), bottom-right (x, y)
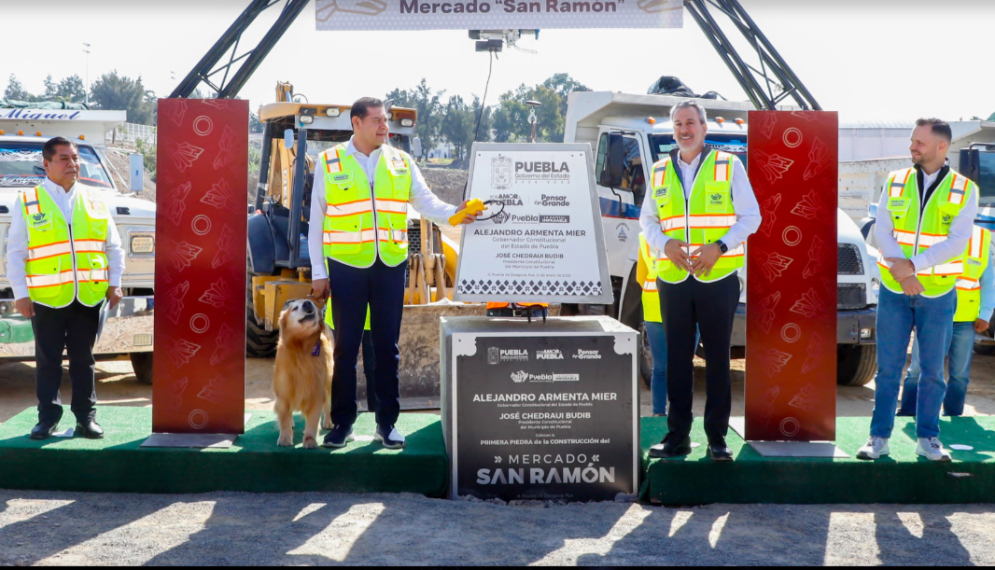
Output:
top-left (639, 100), bottom-right (762, 460)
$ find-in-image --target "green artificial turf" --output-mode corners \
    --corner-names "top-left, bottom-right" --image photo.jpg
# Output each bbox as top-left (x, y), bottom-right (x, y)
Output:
top-left (0, 407), bottom-right (448, 496)
top-left (641, 416), bottom-right (995, 504)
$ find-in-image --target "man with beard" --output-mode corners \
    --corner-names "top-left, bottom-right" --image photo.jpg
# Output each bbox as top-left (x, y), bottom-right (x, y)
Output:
top-left (858, 118), bottom-right (978, 462)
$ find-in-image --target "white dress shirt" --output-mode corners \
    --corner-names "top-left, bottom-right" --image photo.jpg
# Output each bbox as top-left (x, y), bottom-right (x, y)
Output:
top-left (874, 166), bottom-right (978, 274)
top-left (639, 148), bottom-right (762, 277)
top-left (6, 178), bottom-right (126, 300)
top-left (308, 137), bottom-right (459, 279)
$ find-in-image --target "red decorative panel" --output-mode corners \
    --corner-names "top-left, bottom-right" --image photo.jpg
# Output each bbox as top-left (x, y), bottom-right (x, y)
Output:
top-left (152, 99), bottom-right (248, 434)
top-left (745, 111), bottom-right (838, 442)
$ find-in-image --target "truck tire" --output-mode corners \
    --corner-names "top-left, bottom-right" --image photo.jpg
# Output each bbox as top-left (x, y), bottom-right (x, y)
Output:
top-left (246, 277), bottom-right (279, 358)
top-left (130, 352), bottom-right (154, 385)
top-left (837, 344), bottom-right (876, 386)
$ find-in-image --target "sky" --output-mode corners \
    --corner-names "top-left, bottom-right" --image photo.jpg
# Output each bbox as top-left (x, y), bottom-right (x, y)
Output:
top-left (2, 0), bottom-right (993, 124)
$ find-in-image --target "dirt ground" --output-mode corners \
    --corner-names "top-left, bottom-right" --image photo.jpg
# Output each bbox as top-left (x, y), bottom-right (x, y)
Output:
top-left (1, 490), bottom-right (995, 566)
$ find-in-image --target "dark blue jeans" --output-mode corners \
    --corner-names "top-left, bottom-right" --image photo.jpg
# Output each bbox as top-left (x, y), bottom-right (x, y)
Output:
top-left (870, 288), bottom-right (956, 439)
top-left (897, 321), bottom-right (975, 417)
top-left (326, 257), bottom-right (407, 428)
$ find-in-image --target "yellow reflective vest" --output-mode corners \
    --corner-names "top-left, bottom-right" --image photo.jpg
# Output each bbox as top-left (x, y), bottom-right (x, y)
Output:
top-left (649, 150), bottom-right (744, 283)
top-left (954, 225), bottom-right (991, 322)
top-left (878, 167), bottom-right (976, 298)
top-left (319, 143), bottom-right (413, 268)
top-left (638, 233), bottom-right (662, 323)
top-left (21, 184), bottom-right (109, 308)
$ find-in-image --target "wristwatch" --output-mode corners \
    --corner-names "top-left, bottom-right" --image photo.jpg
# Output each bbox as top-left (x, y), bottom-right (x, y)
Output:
top-left (717, 240), bottom-right (729, 254)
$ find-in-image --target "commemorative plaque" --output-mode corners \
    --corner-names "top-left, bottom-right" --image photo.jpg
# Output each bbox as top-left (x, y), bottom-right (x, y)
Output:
top-left (441, 316), bottom-right (638, 502)
top-left (452, 143), bottom-right (613, 305)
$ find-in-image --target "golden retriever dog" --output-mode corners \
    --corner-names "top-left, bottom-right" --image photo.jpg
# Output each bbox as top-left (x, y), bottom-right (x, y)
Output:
top-left (273, 298), bottom-right (334, 449)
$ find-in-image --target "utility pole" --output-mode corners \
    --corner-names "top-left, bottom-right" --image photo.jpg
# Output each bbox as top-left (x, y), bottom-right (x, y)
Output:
top-left (83, 42), bottom-right (91, 105)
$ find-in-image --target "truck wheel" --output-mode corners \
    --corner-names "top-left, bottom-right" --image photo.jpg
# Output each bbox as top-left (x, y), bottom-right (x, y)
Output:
top-left (837, 344), bottom-right (876, 386)
top-left (130, 352), bottom-right (154, 385)
top-left (246, 277), bottom-right (279, 358)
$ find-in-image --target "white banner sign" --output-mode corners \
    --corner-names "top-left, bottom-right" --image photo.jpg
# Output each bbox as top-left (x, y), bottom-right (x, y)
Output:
top-left (453, 143), bottom-right (613, 305)
top-left (315, 0), bottom-right (682, 31)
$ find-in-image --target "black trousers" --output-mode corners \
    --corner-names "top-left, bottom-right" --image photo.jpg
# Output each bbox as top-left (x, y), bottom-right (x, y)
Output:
top-left (32, 300), bottom-right (102, 424)
top-left (361, 330), bottom-right (376, 412)
top-left (658, 274), bottom-right (739, 442)
top-left (327, 257), bottom-right (407, 427)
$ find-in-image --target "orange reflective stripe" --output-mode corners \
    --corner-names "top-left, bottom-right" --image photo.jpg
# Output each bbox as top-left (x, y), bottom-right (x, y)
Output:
top-left (956, 277), bottom-right (980, 291)
top-left (26, 270), bottom-right (75, 289)
top-left (325, 199), bottom-right (373, 217)
top-left (889, 170), bottom-right (911, 198)
top-left (660, 215), bottom-right (684, 232)
top-left (76, 269), bottom-right (108, 283)
top-left (323, 229), bottom-right (377, 244)
top-left (948, 173), bottom-right (968, 206)
top-left (713, 152), bottom-right (732, 183)
top-left (377, 229), bottom-right (407, 243)
top-left (642, 279), bottom-right (658, 292)
top-left (26, 240), bottom-right (72, 261)
top-left (892, 229), bottom-right (916, 246)
top-left (72, 240), bottom-right (106, 254)
top-left (688, 214), bottom-right (736, 229)
top-left (922, 261), bottom-right (964, 276)
top-left (970, 225), bottom-right (984, 259)
top-left (324, 148), bottom-right (344, 174)
top-left (375, 198), bottom-right (409, 215)
top-left (23, 187), bottom-right (41, 216)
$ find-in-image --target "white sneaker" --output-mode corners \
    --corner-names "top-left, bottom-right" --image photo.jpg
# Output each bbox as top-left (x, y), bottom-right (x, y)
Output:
top-left (856, 437), bottom-right (890, 460)
top-left (916, 437), bottom-right (952, 462)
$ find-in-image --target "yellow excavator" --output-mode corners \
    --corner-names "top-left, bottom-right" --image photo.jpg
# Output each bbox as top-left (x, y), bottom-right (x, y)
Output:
top-left (246, 82), bottom-right (484, 406)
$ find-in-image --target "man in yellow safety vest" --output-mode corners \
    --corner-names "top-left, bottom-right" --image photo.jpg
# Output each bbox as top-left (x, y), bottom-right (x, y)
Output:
top-left (858, 118), bottom-right (978, 462)
top-left (5, 137), bottom-right (125, 440)
top-left (307, 97), bottom-right (477, 449)
top-left (638, 100), bottom-right (762, 461)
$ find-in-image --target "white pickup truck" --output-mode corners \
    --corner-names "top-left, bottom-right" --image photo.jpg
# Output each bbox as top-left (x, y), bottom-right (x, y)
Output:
top-left (0, 107), bottom-right (156, 383)
top-left (562, 90), bottom-right (880, 387)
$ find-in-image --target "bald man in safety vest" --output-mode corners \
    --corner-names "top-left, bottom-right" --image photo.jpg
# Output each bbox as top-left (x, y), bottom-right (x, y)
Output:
top-left (5, 137), bottom-right (125, 440)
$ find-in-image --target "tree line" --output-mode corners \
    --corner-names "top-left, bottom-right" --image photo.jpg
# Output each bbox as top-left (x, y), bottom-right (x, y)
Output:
top-left (5, 71), bottom-right (158, 126)
top-left (387, 73), bottom-right (589, 165)
top-left (5, 71), bottom-right (591, 159)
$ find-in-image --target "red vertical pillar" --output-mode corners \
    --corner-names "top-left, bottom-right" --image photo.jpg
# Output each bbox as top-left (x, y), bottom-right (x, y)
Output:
top-left (745, 111), bottom-right (838, 442)
top-left (152, 99), bottom-right (248, 434)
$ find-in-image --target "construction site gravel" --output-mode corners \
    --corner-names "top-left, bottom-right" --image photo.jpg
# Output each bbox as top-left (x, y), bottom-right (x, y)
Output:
top-left (2, 490), bottom-right (995, 565)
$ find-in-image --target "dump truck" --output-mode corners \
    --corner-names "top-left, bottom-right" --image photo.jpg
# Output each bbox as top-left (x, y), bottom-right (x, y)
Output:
top-left (245, 83), bottom-right (485, 407)
top-left (0, 105), bottom-right (156, 383)
top-left (562, 89), bottom-right (881, 387)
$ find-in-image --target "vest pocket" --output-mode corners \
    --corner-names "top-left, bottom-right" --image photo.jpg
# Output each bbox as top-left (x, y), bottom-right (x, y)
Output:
top-left (29, 258), bottom-right (63, 299)
top-left (325, 218), bottom-right (363, 254)
top-left (703, 183), bottom-right (730, 214)
top-left (326, 172), bottom-right (355, 195)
